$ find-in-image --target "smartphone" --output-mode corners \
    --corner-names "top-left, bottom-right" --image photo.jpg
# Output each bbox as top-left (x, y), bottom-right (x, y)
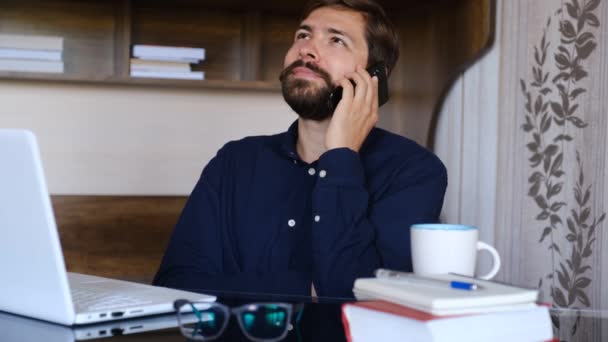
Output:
top-left (327, 62), bottom-right (390, 112)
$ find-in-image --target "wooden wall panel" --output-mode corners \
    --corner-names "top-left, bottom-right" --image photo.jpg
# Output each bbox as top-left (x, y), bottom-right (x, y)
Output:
top-left (51, 195), bottom-right (187, 284)
top-left (259, 15), bottom-right (299, 82)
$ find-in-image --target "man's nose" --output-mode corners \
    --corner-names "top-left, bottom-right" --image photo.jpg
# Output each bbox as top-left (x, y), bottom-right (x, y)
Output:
top-left (298, 40), bottom-right (319, 62)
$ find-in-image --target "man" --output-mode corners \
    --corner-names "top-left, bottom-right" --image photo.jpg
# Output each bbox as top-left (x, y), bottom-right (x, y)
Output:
top-left (153, 0), bottom-right (447, 298)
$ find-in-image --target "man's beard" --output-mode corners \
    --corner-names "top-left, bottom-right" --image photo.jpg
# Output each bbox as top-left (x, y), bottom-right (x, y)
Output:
top-left (279, 60), bottom-right (334, 121)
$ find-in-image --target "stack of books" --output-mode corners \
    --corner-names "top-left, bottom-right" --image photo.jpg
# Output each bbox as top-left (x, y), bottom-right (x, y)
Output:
top-left (0, 34), bottom-right (64, 73)
top-left (342, 273), bottom-right (554, 341)
top-left (130, 44), bottom-right (205, 80)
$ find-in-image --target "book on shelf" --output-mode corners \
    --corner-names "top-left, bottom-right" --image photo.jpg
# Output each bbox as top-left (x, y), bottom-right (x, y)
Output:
top-left (130, 70), bottom-right (205, 80)
top-left (0, 59), bottom-right (63, 73)
top-left (131, 56), bottom-right (201, 63)
top-left (341, 300), bottom-right (554, 342)
top-left (0, 34), bottom-right (63, 51)
top-left (132, 45), bottom-right (205, 62)
top-left (130, 58), bottom-right (191, 73)
top-left (353, 273), bottom-right (540, 316)
top-left (0, 48), bottom-right (62, 61)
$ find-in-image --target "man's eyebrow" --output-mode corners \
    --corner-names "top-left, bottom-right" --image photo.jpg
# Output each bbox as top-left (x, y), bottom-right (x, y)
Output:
top-left (296, 25), bottom-right (355, 43)
top-left (297, 24), bottom-right (312, 32)
top-left (328, 28), bottom-right (353, 42)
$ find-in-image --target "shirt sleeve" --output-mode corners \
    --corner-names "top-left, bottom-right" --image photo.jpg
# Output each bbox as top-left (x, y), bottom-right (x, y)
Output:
top-left (310, 147), bottom-right (447, 298)
top-left (152, 145), bottom-right (311, 296)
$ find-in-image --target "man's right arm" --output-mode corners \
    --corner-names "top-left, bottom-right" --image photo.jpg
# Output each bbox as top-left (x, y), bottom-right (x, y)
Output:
top-left (152, 171), bottom-right (224, 288)
top-left (152, 145), bottom-right (309, 296)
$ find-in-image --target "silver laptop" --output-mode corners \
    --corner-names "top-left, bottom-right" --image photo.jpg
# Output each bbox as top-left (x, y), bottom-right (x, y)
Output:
top-left (0, 129), bottom-right (215, 325)
top-left (0, 310), bottom-right (200, 341)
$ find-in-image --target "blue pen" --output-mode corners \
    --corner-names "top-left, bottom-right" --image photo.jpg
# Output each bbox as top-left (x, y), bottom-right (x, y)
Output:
top-left (374, 269), bottom-right (479, 291)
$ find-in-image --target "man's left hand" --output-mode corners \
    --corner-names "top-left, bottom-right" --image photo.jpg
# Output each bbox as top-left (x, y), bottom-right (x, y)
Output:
top-left (325, 65), bottom-right (379, 153)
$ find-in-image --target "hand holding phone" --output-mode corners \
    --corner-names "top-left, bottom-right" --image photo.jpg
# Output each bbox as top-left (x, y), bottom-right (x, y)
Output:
top-left (327, 62), bottom-right (389, 113)
top-left (324, 63), bottom-right (388, 152)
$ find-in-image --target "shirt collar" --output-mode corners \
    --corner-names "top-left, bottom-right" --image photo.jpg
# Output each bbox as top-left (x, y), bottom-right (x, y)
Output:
top-left (279, 119), bottom-right (376, 160)
top-left (279, 120), bottom-right (299, 160)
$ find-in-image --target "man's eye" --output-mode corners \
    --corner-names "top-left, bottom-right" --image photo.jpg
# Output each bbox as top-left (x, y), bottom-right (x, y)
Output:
top-left (331, 37), bottom-right (346, 46)
top-left (296, 32), bottom-right (309, 40)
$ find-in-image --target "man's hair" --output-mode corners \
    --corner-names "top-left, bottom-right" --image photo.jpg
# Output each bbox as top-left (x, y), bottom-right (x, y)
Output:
top-left (300, 0), bottom-right (399, 76)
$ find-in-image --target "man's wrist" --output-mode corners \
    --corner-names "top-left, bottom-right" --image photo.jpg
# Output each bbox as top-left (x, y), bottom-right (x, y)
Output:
top-left (317, 148), bottom-right (365, 186)
top-left (325, 140), bottom-right (361, 152)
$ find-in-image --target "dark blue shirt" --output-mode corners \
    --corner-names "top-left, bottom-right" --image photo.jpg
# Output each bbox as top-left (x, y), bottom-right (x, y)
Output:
top-left (153, 121), bottom-right (447, 298)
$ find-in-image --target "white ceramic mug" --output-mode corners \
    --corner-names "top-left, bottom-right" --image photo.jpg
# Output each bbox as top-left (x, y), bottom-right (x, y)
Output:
top-left (410, 224), bottom-right (501, 280)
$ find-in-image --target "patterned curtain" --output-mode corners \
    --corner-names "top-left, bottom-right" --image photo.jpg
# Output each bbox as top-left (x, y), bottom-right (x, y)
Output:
top-left (437, 0), bottom-right (607, 340)
top-left (501, 0), bottom-right (605, 340)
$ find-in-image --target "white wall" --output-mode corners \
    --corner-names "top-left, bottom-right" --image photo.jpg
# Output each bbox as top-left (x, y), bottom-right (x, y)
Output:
top-left (0, 80), bottom-right (296, 195)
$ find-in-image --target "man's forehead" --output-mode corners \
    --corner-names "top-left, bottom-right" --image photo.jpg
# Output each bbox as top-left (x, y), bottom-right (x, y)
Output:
top-left (299, 6), bottom-right (366, 38)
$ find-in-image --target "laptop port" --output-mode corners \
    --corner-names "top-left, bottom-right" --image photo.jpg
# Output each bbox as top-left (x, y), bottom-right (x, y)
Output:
top-left (99, 313), bottom-right (107, 318)
top-left (111, 311), bottom-right (124, 318)
top-left (99, 330), bottom-right (106, 336)
top-left (111, 328), bottom-right (124, 336)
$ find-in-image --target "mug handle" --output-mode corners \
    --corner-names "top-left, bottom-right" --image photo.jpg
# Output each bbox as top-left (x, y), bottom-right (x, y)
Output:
top-left (476, 241), bottom-right (501, 280)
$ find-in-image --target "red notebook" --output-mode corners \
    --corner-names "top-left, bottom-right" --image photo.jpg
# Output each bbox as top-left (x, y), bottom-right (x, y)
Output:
top-left (341, 300), bottom-right (554, 342)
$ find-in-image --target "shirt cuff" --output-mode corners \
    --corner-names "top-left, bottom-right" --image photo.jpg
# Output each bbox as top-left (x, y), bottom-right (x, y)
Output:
top-left (316, 148), bottom-right (365, 187)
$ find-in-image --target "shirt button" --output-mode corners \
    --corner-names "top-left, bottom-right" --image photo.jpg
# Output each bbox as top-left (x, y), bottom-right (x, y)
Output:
top-left (288, 219), bottom-right (296, 227)
top-left (314, 215), bottom-right (320, 222)
top-left (293, 160), bottom-right (297, 164)
top-left (308, 168), bottom-right (316, 176)
top-left (319, 170), bottom-right (327, 178)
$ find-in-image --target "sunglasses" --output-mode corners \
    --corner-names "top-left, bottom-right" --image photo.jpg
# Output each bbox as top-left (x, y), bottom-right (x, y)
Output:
top-left (174, 299), bottom-right (293, 341)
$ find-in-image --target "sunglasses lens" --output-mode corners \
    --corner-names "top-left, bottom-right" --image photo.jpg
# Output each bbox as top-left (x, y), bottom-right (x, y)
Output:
top-left (238, 305), bottom-right (290, 339)
top-left (178, 303), bottom-right (227, 339)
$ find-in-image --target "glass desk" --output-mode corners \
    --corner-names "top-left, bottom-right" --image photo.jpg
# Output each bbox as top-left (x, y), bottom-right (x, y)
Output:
top-left (1, 291), bottom-right (350, 342)
top-left (2, 289), bottom-right (607, 342)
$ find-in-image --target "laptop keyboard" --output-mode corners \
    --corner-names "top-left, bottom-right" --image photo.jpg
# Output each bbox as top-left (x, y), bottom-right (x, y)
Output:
top-left (71, 288), bottom-right (152, 311)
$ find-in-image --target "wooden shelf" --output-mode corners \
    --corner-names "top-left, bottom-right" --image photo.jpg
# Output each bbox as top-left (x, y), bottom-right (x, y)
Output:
top-left (0, 0), bottom-right (297, 89)
top-left (0, 0), bottom-right (495, 148)
top-left (0, 71), bottom-right (281, 91)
